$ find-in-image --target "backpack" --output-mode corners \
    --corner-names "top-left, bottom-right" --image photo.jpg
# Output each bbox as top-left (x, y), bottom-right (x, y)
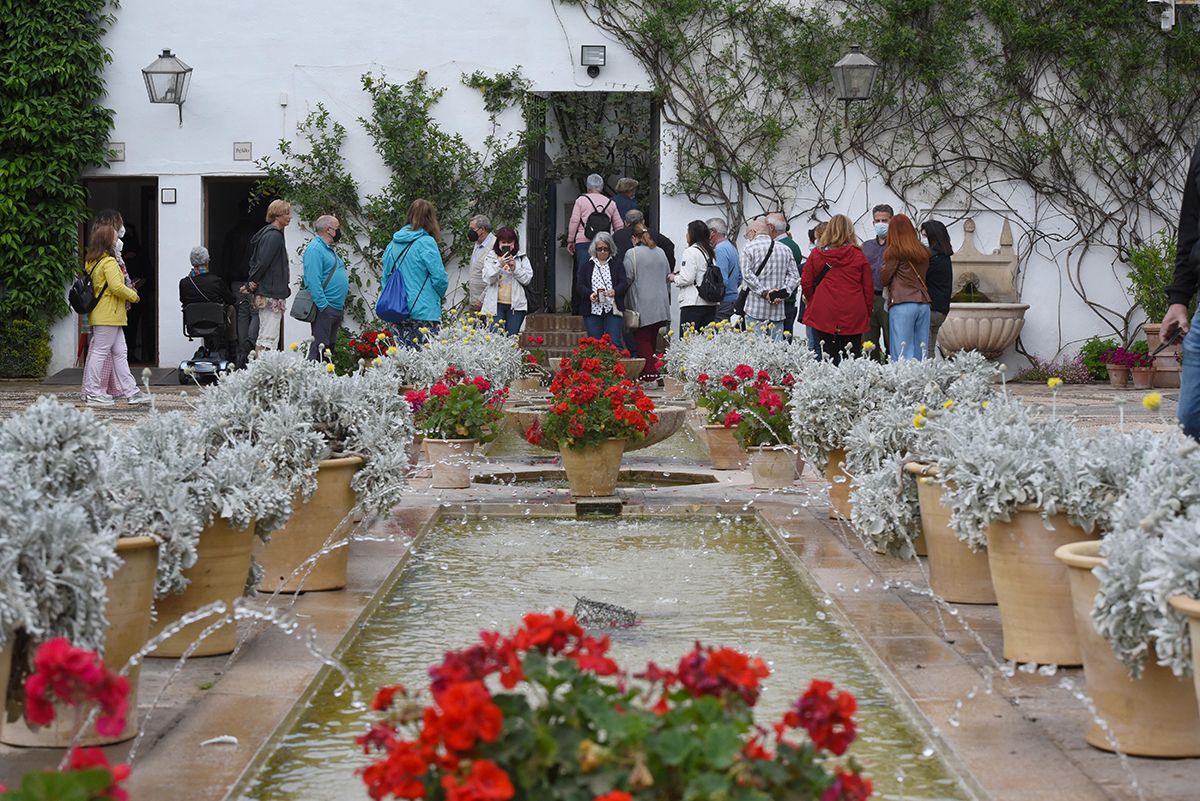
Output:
top-left (68, 261), bottom-right (107, 315)
top-left (583, 197), bottom-right (613, 240)
top-left (696, 256), bottom-right (725, 303)
top-left (375, 240), bottom-right (425, 322)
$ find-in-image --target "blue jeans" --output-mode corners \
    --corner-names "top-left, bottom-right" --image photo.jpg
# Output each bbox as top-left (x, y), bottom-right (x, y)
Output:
top-left (806, 325), bottom-right (823, 359)
top-left (495, 303), bottom-right (527, 337)
top-left (888, 302), bottom-right (931, 360)
top-left (746, 315), bottom-right (785, 341)
top-left (1179, 307), bottom-right (1200, 440)
top-left (583, 312), bottom-right (623, 345)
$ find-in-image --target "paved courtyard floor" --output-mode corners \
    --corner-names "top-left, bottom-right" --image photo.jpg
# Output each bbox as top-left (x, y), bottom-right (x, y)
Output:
top-left (0, 378), bottom-right (1193, 800)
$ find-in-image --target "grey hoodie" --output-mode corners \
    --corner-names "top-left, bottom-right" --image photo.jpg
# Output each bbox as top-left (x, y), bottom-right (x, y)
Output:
top-left (247, 224), bottom-right (290, 299)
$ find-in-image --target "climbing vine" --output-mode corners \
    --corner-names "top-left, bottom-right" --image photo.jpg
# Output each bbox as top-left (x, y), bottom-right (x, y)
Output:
top-left (0, 0), bottom-right (116, 375)
top-left (560, 0), bottom-right (1200, 348)
top-left (258, 69), bottom-right (533, 325)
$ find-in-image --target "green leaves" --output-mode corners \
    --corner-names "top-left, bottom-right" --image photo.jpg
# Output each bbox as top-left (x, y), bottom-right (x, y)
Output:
top-left (0, 768), bottom-right (114, 801)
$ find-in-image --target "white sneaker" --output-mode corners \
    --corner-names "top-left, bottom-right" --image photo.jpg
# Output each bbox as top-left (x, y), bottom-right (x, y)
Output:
top-left (83, 394), bottom-right (115, 407)
top-left (125, 391), bottom-right (153, 405)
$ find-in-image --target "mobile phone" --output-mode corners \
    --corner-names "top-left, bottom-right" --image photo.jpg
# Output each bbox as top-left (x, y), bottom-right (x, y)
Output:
top-left (768, 289), bottom-right (788, 301)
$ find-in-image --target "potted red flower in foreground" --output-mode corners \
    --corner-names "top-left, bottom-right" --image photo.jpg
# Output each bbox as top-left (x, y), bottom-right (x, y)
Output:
top-left (407, 366), bottom-right (507, 489)
top-left (358, 610), bottom-right (872, 801)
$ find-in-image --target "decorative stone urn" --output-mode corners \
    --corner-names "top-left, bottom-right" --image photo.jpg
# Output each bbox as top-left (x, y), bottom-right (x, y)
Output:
top-left (937, 302), bottom-right (1030, 359)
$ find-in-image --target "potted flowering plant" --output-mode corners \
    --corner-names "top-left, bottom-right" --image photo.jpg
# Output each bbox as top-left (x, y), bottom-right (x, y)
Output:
top-left (538, 356), bottom-right (657, 497)
top-left (1099, 346), bottom-right (1130, 387)
top-left (513, 334), bottom-right (548, 391)
top-left (693, 369), bottom-right (750, 470)
top-left (1125, 343), bottom-right (1156, 389)
top-left (387, 312), bottom-right (524, 390)
top-left (357, 610), bottom-right (872, 801)
top-left (720, 368), bottom-right (798, 489)
top-left (407, 367), bottom-right (507, 489)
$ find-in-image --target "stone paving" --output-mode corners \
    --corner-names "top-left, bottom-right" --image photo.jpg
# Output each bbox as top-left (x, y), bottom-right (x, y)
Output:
top-left (0, 378), bottom-right (1195, 800)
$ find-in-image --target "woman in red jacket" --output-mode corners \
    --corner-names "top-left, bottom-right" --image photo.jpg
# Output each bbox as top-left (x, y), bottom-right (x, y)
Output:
top-left (800, 214), bottom-right (874, 363)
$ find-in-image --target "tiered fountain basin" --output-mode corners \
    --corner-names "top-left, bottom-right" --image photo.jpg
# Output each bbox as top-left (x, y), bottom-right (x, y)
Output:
top-left (503, 403), bottom-right (689, 451)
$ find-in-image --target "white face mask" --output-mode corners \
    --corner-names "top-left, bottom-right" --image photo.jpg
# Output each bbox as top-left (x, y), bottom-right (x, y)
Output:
top-left (118, 225), bottom-right (126, 239)
top-left (874, 222), bottom-right (890, 238)
top-left (115, 238), bottom-right (124, 255)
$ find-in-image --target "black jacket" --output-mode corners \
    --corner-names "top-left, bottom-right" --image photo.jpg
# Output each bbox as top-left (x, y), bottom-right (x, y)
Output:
top-left (574, 258), bottom-right (629, 313)
top-left (246, 224), bottom-right (290, 299)
top-left (927, 251), bottom-right (953, 315)
top-left (1167, 138), bottom-right (1200, 307)
top-left (613, 227), bottom-right (675, 271)
top-left (179, 272), bottom-right (236, 309)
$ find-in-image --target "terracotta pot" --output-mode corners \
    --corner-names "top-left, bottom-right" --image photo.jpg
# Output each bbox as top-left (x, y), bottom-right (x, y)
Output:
top-left (1145, 323), bottom-right (1182, 388)
top-left (747, 446), bottom-right (797, 489)
top-left (407, 434), bottom-right (424, 468)
top-left (559, 439), bottom-right (625, 497)
top-left (1130, 367), bottom-right (1156, 390)
top-left (2, 536), bottom-right (158, 747)
top-left (906, 464), bottom-right (995, 604)
top-left (1106, 365), bottom-right (1129, 387)
top-left (824, 448), bottom-right (853, 520)
top-left (1057, 542), bottom-right (1200, 756)
top-left (1168, 595), bottom-right (1200, 724)
top-left (703, 424), bottom-right (747, 470)
top-left (424, 438), bottom-right (475, 489)
top-left (148, 518), bottom-right (254, 658)
top-left (0, 636), bottom-right (12, 739)
top-left (986, 508), bottom-right (1096, 665)
top-left (255, 455), bottom-right (363, 593)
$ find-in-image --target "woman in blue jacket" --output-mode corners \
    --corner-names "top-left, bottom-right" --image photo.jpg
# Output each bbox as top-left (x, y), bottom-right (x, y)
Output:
top-left (382, 199), bottom-right (450, 345)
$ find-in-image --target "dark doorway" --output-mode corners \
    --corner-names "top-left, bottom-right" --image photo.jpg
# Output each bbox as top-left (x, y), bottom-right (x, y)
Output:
top-left (84, 178), bottom-right (158, 365)
top-left (525, 92), bottom-right (660, 313)
top-left (203, 177), bottom-right (271, 285)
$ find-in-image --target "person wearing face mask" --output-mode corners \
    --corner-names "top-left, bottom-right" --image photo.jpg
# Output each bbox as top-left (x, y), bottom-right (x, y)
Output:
top-left (859, 203), bottom-right (893, 356)
top-left (467, 215), bottom-right (495, 312)
top-left (246, 199), bottom-right (293, 354)
top-left (481, 226), bottom-right (533, 335)
top-left (80, 224), bottom-right (148, 406)
top-left (302, 215), bottom-right (349, 361)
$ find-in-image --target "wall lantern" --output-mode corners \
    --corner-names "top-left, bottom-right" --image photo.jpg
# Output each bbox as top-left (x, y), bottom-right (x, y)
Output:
top-left (580, 45), bottom-right (606, 79)
top-left (831, 45), bottom-right (878, 103)
top-left (142, 49), bottom-right (192, 126)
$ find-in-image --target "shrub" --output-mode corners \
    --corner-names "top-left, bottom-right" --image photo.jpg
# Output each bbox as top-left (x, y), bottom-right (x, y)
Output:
top-left (0, 319), bottom-right (53, 379)
top-left (1080, 336), bottom-right (1117, 380)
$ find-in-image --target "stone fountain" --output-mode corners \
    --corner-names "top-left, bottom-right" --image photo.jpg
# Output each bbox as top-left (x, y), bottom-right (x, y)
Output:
top-left (503, 403), bottom-right (689, 451)
top-left (937, 219), bottom-right (1030, 360)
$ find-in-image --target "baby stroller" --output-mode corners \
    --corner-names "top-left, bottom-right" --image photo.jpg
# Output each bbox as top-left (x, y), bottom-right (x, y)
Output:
top-left (178, 302), bottom-right (233, 385)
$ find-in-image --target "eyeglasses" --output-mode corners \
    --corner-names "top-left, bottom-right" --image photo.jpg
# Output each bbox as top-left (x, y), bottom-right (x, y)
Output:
top-left (595, 246), bottom-right (611, 252)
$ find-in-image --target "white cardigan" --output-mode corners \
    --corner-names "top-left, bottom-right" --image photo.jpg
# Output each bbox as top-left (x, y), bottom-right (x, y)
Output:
top-left (675, 244), bottom-right (717, 307)
top-left (481, 251), bottom-right (534, 314)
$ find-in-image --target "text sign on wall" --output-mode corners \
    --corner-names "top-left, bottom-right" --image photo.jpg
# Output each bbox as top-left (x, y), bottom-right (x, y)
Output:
top-left (233, 142), bottom-right (253, 161)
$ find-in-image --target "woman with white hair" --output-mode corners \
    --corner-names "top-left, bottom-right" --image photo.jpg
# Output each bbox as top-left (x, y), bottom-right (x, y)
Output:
top-left (574, 231), bottom-right (627, 344)
top-left (566, 173), bottom-right (624, 313)
top-left (179, 245), bottom-right (236, 309)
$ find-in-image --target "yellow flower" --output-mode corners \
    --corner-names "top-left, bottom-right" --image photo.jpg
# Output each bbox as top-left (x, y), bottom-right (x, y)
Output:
top-left (325, 363), bottom-right (335, 373)
top-left (1143, 392), bottom-right (1163, 411)
top-left (981, 400), bottom-right (990, 409)
top-left (288, 342), bottom-right (299, 351)
top-left (372, 356), bottom-right (382, 367)
top-left (942, 399), bottom-right (955, 410)
top-left (1047, 377), bottom-right (1063, 389)
top-left (377, 332), bottom-right (387, 341)
top-left (913, 413), bottom-right (926, 429)
top-left (387, 346), bottom-right (398, 356)
top-left (862, 340), bottom-right (876, 351)
top-left (419, 327), bottom-right (429, 334)
top-left (916, 403), bottom-right (927, 416)
top-left (484, 334), bottom-right (492, 342)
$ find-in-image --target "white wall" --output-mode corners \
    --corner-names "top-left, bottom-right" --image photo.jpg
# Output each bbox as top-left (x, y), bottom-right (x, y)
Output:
top-left (78, 0), bottom-right (1128, 368)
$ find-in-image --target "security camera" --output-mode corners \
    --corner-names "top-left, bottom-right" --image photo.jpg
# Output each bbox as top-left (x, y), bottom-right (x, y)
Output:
top-left (1148, 0), bottom-right (1176, 31)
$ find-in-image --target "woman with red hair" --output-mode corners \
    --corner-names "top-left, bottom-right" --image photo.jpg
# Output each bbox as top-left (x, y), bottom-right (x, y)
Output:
top-left (881, 214), bottom-right (932, 360)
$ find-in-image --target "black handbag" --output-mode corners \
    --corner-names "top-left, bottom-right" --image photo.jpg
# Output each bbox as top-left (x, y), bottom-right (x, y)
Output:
top-left (734, 240), bottom-right (775, 316)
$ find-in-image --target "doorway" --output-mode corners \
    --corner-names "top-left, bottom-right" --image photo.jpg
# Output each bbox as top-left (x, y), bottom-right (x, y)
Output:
top-left (84, 178), bottom-right (159, 365)
top-left (525, 92), bottom-right (660, 313)
top-left (203, 177), bottom-right (271, 283)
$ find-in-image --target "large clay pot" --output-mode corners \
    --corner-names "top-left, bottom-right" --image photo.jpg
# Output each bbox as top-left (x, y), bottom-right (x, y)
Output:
top-left (255, 456), bottom-right (362, 593)
top-left (1057, 542), bottom-right (1200, 756)
top-left (560, 439), bottom-right (625, 497)
top-left (937, 302), bottom-right (1030, 359)
top-left (703, 424), bottom-right (747, 470)
top-left (148, 518), bottom-right (254, 658)
top-left (1168, 595), bottom-right (1200, 723)
top-left (747, 446), bottom-right (797, 489)
top-left (1106, 365), bottom-right (1129, 388)
top-left (905, 464), bottom-right (996, 604)
top-left (1131, 367), bottom-right (1156, 390)
top-left (825, 448), bottom-right (852, 520)
top-left (0, 636), bottom-right (12, 739)
top-left (986, 508), bottom-right (1096, 665)
top-left (1145, 323), bottom-right (1182, 389)
top-left (3, 536), bottom-right (158, 747)
top-left (424, 438), bottom-right (475, 489)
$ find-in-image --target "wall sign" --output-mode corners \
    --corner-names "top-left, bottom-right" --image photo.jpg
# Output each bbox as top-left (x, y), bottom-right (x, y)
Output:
top-left (107, 142), bottom-right (125, 162)
top-left (233, 142), bottom-right (252, 161)
top-left (161, 188), bottom-right (177, 205)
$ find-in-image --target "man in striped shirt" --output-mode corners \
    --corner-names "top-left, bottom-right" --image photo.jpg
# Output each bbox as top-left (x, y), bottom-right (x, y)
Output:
top-left (740, 218), bottom-right (800, 340)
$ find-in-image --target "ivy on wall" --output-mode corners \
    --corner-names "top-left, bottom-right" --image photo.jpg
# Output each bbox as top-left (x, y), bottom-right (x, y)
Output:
top-left (258, 69), bottom-right (533, 325)
top-left (561, 0), bottom-right (1200, 348)
top-left (0, 0), bottom-right (115, 374)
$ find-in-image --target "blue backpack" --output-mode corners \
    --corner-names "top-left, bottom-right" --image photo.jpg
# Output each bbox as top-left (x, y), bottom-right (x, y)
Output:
top-left (375, 241), bottom-right (422, 322)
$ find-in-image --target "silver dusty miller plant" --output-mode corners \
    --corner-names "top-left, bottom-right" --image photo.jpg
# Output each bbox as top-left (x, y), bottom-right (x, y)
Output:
top-left (0, 398), bottom-right (120, 652)
top-left (845, 406), bottom-right (926, 559)
top-left (103, 411), bottom-right (294, 598)
top-left (664, 325), bottom-right (813, 388)
top-left (1094, 432), bottom-right (1200, 678)
top-left (388, 312), bottom-right (524, 389)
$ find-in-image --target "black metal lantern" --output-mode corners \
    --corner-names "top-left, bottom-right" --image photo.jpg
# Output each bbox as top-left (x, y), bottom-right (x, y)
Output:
top-left (142, 49), bottom-right (192, 126)
top-left (832, 45), bottom-right (878, 103)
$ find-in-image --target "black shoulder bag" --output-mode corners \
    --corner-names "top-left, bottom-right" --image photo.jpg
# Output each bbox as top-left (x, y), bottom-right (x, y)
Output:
top-left (733, 240), bottom-right (775, 316)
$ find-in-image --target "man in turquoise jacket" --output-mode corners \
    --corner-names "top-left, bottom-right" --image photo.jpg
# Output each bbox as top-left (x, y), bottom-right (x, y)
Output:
top-left (381, 219), bottom-right (449, 345)
top-left (303, 214), bottom-right (349, 360)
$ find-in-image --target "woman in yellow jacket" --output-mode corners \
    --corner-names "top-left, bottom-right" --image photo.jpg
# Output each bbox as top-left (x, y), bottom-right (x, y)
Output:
top-left (80, 225), bottom-right (150, 406)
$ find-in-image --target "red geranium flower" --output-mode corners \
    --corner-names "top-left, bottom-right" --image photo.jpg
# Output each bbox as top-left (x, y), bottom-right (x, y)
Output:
top-left (821, 769), bottom-right (873, 801)
top-left (430, 382), bottom-right (450, 397)
top-left (788, 679), bottom-right (858, 756)
top-left (723, 409), bottom-right (742, 428)
top-left (721, 375), bottom-right (738, 391)
top-left (68, 747), bottom-right (131, 801)
top-left (696, 372), bottom-right (710, 383)
top-left (734, 363), bottom-right (754, 380)
top-left (593, 792), bottom-right (634, 801)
